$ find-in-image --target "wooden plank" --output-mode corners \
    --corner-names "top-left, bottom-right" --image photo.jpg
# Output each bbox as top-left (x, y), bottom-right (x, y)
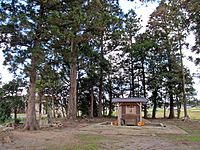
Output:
top-left (121, 102), bottom-right (138, 106)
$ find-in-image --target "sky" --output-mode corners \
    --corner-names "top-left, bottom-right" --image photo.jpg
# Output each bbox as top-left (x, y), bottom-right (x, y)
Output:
top-left (0, 0), bottom-right (199, 98)
top-left (0, 49), bottom-right (13, 84)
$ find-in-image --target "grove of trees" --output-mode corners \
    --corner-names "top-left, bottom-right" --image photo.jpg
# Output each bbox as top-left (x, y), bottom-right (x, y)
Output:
top-left (0, 0), bottom-right (199, 130)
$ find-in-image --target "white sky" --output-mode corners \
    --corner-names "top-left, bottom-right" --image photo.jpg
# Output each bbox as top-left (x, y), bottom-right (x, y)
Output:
top-left (0, 0), bottom-right (199, 98)
top-left (0, 49), bottom-right (13, 84)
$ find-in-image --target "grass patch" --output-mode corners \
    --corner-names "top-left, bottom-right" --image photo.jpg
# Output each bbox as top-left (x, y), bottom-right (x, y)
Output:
top-left (47, 144), bottom-right (98, 150)
top-left (147, 107), bottom-right (200, 120)
top-left (46, 134), bottom-right (106, 150)
top-left (181, 128), bottom-right (200, 135)
top-left (77, 134), bottom-right (105, 142)
top-left (180, 136), bottom-right (200, 142)
top-left (73, 143), bottom-right (98, 150)
top-left (75, 134), bottom-right (106, 150)
top-left (76, 134), bottom-right (106, 150)
top-left (167, 135), bottom-right (200, 142)
top-left (164, 124), bottom-right (200, 143)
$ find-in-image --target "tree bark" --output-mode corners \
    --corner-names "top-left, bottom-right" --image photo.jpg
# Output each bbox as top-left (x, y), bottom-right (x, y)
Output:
top-left (67, 39), bottom-right (77, 119)
top-left (168, 87), bottom-right (175, 119)
top-left (163, 92), bottom-right (166, 118)
top-left (178, 35), bottom-right (189, 119)
top-left (168, 49), bottom-right (174, 119)
top-left (130, 56), bottom-right (135, 97)
top-left (24, 57), bottom-right (39, 130)
top-left (90, 87), bottom-right (94, 118)
top-left (108, 76), bottom-right (112, 116)
top-left (98, 33), bottom-right (104, 117)
top-left (152, 89), bottom-right (158, 119)
top-left (142, 59), bottom-right (148, 119)
top-left (167, 39), bottom-right (175, 119)
top-left (98, 71), bottom-right (103, 117)
top-left (52, 95), bottom-right (55, 118)
top-left (176, 96), bottom-right (181, 119)
top-left (14, 107), bottom-right (17, 124)
top-left (164, 103), bottom-right (166, 118)
top-left (47, 97), bottom-right (53, 124)
top-left (38, 91), bottom-right (43, 120)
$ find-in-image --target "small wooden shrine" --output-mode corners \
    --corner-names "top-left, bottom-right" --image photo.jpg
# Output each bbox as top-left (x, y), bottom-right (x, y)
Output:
top-left (113, 98), bottom-right (147, 126)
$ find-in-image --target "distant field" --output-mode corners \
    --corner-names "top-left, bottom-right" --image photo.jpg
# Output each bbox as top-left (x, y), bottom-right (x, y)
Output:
top-left (9, 107), bottom-right (200, 123)
top-left (147, 107), bottom-right (200, 120)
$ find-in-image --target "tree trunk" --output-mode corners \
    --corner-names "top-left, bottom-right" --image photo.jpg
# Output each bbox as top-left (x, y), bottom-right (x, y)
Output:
top-left (167, 39), bottom-right (174, 119)
top-left (63, 98), bottom-right (67, 117)
top-left (52, 95), bottom-right (55, 118)
top-left (168, 88), bottom-right (175, 119)
top-left (14, 107), bottom-right (17, 124)
top-left (152, 89), bottom-right (158, 119)
top-left (137, 71), bottom-right (140, 97)
top-left (98, 33), bottom-right (104, 117)
top-left (179, 37), bottom-right (189, 118)
top-left (176, 96), bottom-right (181, 119)
top-left (129, 35), bottom-right (135, 97)
top-left (47, 97), bottom-right (53, 124)
top-left (103, 97), bottom-right (105, 116)
top-left (141, 60), bottom-right (147, 119)
top-left (163, 91), bottom-right (166, 118)
top-left (24, 57), bottom-right (39, 130)
top-left (67, 39), bottom-right (77, 119)
top-left (61, 106), bottom-right (65, 118)
top-left (164, 103), bottom-right (166, 118)
top-left (77, 63), bottom-right (80, 117)
top-left (108, 77), bottom-right (112, 116)
top-left (168, 62), bottom-right (175, 119)
top-left (90, 87), bottom-right (94, 118)
top-left (38, 91), bottom-right (43, 120)
top-left (130, 56), bottom-right (135, 97)
top-left (98, 71), bottom-right (103, 117)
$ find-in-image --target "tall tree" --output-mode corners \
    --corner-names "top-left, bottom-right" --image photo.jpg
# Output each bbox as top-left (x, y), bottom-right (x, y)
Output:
top-left (0, 0), bottom-right (53, 130)
top-left (123, 9), bottom-right (141, 98)
top-left (147, 1), bottom-right (179, 118)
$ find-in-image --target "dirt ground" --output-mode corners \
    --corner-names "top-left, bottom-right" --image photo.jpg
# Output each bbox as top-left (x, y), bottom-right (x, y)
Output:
top-left (0, 118), bottom-right (200, 150)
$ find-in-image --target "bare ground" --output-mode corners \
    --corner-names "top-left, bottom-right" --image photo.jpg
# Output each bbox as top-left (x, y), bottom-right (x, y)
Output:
top-left (0, 118), bottom-right (200, 150)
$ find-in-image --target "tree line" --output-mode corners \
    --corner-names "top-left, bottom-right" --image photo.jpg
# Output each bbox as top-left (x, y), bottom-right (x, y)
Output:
top-left (0, 0), bottom-right (199, 130)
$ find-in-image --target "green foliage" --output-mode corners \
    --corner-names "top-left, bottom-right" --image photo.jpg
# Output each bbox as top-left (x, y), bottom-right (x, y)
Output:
top-left (0, 0), bottom-right (198, 121)
top-left (0, 98), bottom-right (12, 122)
top-left (146, 0), bottom-right (196, 118)
top-left (0, 80), bottom-right (25, 122)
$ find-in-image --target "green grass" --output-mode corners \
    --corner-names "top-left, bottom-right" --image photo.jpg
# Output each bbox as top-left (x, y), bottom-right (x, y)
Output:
top-left (75, 134), bottom-right (106, 150)
top-left (77, 134), bottom-right (105, 142)
top-left (72, 143), bottom-right (98, 150)
top-left (163, 125), bottom-right (200, 143)
top-left (47, 144), bottom-right (98, 150)
top-left (180, 136), bottom-right (200, 142)
top-left (147, 107), bottom-right (200, 119)
top-left (166, 135), bottom-right (200, 143)
top-left (46, 134), bottom-right (106, 150)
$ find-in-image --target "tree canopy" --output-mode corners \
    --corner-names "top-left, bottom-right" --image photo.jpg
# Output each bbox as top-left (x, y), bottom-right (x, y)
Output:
top-left (0, 0), bottom-right (199, 130)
